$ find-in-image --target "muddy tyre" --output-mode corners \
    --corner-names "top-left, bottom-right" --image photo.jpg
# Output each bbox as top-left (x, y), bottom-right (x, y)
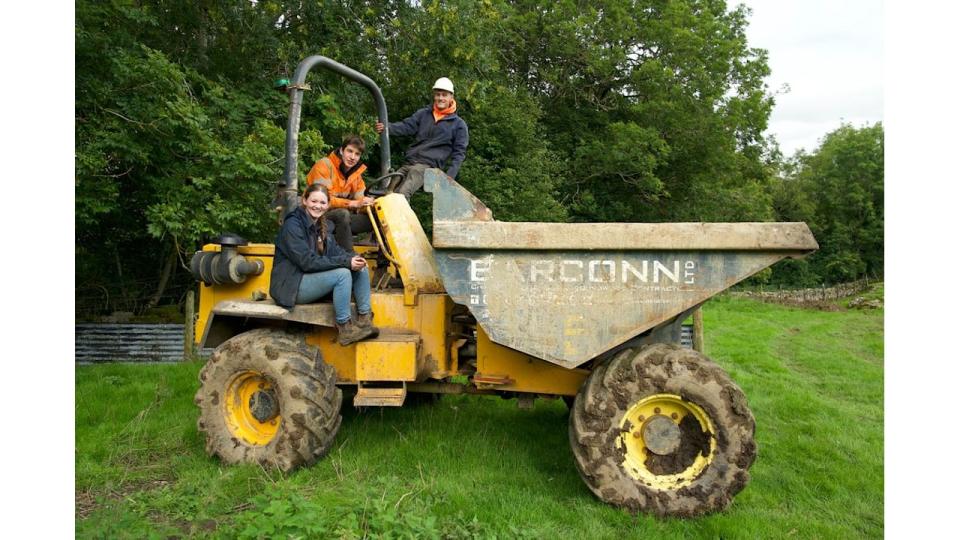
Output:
top-left (569, 344), bottom-right (756, 517)
top-left (195, 328), bottom-right (342, 472)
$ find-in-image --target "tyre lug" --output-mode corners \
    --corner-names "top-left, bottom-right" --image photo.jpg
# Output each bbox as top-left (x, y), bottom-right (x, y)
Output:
top-left (671, 412), bottom-right (678, 420)
top-left (633, 431), bottom-right (642, 439)
top-left (654, 407), bottom-right (661, 414)
top-left (637, 415), bottom-right (645, 422)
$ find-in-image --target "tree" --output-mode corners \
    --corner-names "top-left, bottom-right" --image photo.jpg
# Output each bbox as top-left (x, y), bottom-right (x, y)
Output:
top-left (369, 0), bottom-right (570, 225)
top-left (495, 0), bottom-right (776, 223)
top-left (75, 2), bottom-right (298, 314)
top-left (77, 0), bottom-right (807, 314)
top-left (768, 122), bottom-right (884, 285)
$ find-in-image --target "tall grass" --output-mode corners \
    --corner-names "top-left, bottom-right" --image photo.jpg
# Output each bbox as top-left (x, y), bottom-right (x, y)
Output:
top-left (76, 294), bottom-right (883, 538)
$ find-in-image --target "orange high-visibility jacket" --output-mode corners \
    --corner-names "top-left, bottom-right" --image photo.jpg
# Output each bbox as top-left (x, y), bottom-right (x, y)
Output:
top-left (305, 151), bottom-right (367, 209)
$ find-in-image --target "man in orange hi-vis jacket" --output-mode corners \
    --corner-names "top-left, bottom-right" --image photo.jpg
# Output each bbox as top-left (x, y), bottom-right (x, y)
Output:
top-left (305, 134), bottom-right (375, 252)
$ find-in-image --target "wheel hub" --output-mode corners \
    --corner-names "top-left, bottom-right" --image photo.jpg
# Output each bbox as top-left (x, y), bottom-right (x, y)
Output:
top-left (617, 393), bottom-right (716, 490)
top-left (224, 371), bottom-right (281, 445)
top-left (642, 415), bottom-right (682, 455)
top-left (249, 390), bottom-right (279, 423)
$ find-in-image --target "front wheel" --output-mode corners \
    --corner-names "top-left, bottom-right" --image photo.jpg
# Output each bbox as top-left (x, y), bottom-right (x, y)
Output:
top-left (195, 328), bottom-right (342, 472)
top-left (569, 344), bottom-right (756, 517)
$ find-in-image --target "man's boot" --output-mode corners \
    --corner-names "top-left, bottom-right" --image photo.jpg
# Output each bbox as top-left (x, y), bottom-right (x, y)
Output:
top-left (336, 319), bottom-right (374, 346)
top-left (356, 311), bottom-right (379, 338)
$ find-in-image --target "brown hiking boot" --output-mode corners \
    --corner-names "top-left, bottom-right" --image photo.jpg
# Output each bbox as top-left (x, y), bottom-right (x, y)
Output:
top-left (356, 311), bottom-right (379, 338)
top-left (336, 319), bottom-right (375, 346)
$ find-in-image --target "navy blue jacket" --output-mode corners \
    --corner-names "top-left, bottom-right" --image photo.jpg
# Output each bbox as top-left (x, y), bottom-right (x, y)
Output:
top-left (389, 106), bottom-right (469, 178)
top-left (269, 207), bottom-right (353, 308)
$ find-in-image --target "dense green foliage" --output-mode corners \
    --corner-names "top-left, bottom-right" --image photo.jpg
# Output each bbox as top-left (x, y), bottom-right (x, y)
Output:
top-left (75, 0), bottom-right (883, 314)
top-left (75, 295), bottom-right (883, 537)
top-left (768, 123), bottom-right (884, 286)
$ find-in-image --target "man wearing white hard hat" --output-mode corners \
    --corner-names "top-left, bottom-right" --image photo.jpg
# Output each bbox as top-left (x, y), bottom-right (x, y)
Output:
top-left (375, 77), bottom-right (469, 199)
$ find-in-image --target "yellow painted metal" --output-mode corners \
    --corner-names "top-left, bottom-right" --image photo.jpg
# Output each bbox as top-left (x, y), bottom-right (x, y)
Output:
top-left (305, 292), bottom-right (456, 383)
top-left (195, 243), bottom-right (275, 346)
top-left (417, 294), bottom-right (457, 377)
top-left (354, 244), bottom-right (379, 257)
top-left (224, 371), bottom-right (280, 446)
top-left (616, 394), bottom-right (717, 490)
top-left (366, 205), bottom-right (402, 269)
top-left (475, 326), bottom-right (588, 396)
top-left (354, 385), bottom-right (407, 407)
top-left (307, 327), bottom-right (356, 381)
top-left (374, 194), bottom-right (445, 305)
top-left (355, 337), bottom-right (419, 381)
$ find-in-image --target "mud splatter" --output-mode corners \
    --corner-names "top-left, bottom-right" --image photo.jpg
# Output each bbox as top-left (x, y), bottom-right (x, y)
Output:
top-left (644, 414), bottom-right (711, 475)
top-left (729, 470), bottom-right (749, 496)
top-left (736, 439), bottom-right (757, 469)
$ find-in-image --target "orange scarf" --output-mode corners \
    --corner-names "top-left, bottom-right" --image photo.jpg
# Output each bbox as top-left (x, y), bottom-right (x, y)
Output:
top-left (432, 99), bottom-right (457, 123)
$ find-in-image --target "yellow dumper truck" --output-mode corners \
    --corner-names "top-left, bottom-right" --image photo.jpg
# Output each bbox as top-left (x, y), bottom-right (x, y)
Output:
top-left (190, 56), bottom-right (818, 517)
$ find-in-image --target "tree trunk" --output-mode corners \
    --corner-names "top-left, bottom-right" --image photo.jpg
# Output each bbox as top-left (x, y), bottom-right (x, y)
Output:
top-left (146, 242), bottom-right (178, 310)
top-left (113, 243), bottom-right (132, 311)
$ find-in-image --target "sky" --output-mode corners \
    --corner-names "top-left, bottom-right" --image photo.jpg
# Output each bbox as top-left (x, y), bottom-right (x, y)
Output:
top-left (739, 0), bottom-right (883, 156)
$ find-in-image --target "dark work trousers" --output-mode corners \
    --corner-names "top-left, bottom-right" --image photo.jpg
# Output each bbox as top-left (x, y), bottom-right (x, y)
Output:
top-left (326, 208), bottom-right (373, 252)
top-left (390, 163), bottom-right (430, 200)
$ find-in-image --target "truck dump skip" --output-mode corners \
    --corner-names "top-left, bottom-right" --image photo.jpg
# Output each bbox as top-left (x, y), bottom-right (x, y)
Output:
top-left (425, 170), bottom-right (818, 369)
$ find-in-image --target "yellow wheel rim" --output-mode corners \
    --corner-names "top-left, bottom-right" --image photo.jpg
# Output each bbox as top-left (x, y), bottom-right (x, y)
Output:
top-left (617, 393), bottom-right (716, 490)
top-left (224, 371), bottom-right (280, 446)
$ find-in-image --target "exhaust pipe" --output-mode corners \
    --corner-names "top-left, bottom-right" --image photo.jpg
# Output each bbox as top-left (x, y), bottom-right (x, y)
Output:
top-left (190, 234), bottom-right (264, 286)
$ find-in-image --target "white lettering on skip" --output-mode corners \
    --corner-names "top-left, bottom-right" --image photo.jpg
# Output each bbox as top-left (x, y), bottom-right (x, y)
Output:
top-left (468, 257), bottom-right (698, 285)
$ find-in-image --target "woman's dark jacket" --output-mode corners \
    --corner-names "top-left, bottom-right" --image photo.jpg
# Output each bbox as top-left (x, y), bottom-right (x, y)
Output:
top-left (269, 206), bottom-right (353, 308)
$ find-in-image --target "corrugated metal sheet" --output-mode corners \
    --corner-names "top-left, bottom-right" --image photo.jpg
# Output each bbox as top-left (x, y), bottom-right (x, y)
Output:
top-left (75, 324), bottom-right (211, 364)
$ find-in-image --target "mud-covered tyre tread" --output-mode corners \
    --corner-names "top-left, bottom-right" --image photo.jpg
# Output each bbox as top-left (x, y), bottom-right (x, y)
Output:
top-left (194, 328), bottom-right (343, 472)
top-left (569, 343), bottom-right (756, 517)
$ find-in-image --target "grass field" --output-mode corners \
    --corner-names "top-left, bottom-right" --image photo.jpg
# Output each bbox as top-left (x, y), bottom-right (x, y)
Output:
top-left (75, 293), bottom-right (883, 538)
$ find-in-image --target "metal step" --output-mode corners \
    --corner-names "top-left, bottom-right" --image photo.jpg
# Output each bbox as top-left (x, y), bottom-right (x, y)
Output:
top-left (353, 383), bottom-right (407, 407)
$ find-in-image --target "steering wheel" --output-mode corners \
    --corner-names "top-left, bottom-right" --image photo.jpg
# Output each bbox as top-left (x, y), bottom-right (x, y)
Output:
top-left (367, 172), bottom-right (406, 197)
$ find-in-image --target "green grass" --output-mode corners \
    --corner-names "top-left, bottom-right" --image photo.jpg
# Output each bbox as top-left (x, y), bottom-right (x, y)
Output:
top-left (76, 295), bottom-right (883, 538)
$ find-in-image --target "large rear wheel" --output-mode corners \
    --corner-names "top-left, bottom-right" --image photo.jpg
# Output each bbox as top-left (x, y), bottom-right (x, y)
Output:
top-left (569, 344), bottom-right (756, 517)
top-left (195, 328), bottom-right (342, 472)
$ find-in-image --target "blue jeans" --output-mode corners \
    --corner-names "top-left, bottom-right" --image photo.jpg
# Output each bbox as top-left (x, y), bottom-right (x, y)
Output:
top-left (296, 267), bottom-right (372, 324)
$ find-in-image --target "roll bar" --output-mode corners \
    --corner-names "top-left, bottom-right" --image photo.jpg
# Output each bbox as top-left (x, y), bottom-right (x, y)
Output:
top-left (276, 56), bottom-right (391, 217)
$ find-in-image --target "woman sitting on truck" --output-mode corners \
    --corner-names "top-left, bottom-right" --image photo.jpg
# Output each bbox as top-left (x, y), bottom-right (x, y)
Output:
top-left (269, 183), bottom-right (378, 346)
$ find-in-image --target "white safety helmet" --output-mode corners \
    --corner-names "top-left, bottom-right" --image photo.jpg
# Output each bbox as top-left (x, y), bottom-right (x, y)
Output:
top-left (432, 77), bottom-right (455, 94)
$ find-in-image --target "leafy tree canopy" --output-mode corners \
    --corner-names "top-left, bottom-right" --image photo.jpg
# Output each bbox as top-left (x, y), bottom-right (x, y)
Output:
top-left (767, 122), bottom-right (884, 286)
top-left (75, 0), bottom-right (881, 314)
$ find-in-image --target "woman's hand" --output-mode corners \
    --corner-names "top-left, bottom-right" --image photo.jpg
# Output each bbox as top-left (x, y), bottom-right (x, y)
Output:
top-left (350, 255), bottom-right (366, 271)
